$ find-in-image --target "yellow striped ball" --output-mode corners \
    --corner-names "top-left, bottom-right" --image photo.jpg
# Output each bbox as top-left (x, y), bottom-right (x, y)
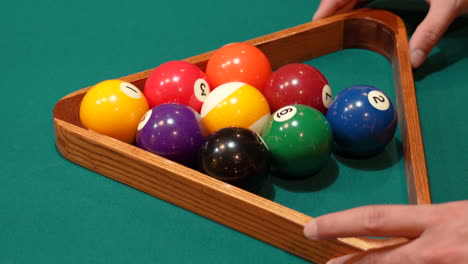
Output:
top-left (200, 82), bottom-right (270, 135)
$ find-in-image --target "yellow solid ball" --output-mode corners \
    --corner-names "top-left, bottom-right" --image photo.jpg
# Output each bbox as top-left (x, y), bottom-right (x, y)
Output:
top-left (79, 79), bottom-right (149, 143)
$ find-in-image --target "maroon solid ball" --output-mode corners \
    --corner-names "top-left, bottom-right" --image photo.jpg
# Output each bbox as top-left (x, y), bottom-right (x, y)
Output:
top-left (263, 63), bottom-right (333, 114)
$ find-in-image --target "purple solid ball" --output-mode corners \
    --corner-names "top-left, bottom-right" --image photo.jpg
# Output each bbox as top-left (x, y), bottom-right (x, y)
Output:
top-left (136, 103), bottom-right (205, 167)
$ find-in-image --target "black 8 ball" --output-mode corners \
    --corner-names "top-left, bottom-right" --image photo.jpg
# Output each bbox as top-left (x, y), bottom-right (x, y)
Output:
top-left (198, 127), bottom-right (270, 193)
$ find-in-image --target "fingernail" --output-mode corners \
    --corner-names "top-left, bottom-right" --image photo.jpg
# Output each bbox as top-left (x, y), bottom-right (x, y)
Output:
top-left (410, 49), bottom-right (425, 68)
top-left (303, 220), bottom-right (318, 240)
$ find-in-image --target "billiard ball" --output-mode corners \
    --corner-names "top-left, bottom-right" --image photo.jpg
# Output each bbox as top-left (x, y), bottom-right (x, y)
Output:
top-left (326, 85), bottom-right (398, 157)
top-left (263, 63), bottom-right (333, 114)
top-left (198, 127), bottom-right (269, 193)
top-left (136, 103), bottom-right (206, 167)
top-left (144, 60), bottom-right (211, 113)
top-left (79, 79), bottom-right (149, 143)
top-left (261, 104), bottom-right (333, 178)
top-left (200, 82), bottom-right (270, 135)
top-left (205, 42), bottom-right (272, 91)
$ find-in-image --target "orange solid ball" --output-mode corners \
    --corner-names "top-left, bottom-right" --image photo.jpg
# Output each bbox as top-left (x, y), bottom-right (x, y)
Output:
top-left (205, 42), bottom-right (272, 91)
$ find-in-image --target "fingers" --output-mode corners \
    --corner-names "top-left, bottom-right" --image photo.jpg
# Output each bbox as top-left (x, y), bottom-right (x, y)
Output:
top-left (313, 0), bottom-right (359, 20)
top-left (409, 1), bottom-right (458, 68)
top-left (304, 204), bottom-right (432, 240)
top-left (305, 201), bottom-right (468, 263)
top-left (313, 0), bottom-right (462, 68)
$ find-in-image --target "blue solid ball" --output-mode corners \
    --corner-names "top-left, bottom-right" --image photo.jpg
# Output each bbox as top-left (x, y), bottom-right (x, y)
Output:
top-left (326, 85), bottom-right (398, 157)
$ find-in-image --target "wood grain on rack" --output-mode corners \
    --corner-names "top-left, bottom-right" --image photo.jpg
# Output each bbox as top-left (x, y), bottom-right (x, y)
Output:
top-left (53, 8), bottom-right (431, 263)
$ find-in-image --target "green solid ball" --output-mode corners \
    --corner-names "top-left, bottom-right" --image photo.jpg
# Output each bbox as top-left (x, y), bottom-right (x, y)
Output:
top-left (261, 104), bottom-right (333, 178)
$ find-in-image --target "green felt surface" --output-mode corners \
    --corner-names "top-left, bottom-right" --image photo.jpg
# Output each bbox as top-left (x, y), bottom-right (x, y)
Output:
top-left (1, 0), bottom-right (467, 263)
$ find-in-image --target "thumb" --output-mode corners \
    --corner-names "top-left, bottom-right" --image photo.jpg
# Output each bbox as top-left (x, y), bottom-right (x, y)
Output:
top-left (409, 2), bottom-right (458, 68)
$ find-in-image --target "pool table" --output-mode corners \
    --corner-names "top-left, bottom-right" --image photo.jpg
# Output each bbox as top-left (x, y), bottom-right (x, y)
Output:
top-left (1, 0), bottom-right (467, 263)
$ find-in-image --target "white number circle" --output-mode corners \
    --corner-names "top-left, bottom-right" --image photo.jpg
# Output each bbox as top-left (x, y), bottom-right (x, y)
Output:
top-left (322, 84), bottom-right (332, 108)
top-left (120, 82), bottom-right (143, 99)
top-left (273, 106), bottom-right (297, 122)
top-left (368, 90), bottom-right (390, 111)
top-left (194, 79), bottom-right (210, 102)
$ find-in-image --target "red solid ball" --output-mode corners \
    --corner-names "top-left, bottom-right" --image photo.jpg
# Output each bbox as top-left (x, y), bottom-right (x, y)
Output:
top-left (144, 60), bottom-right (211, 113)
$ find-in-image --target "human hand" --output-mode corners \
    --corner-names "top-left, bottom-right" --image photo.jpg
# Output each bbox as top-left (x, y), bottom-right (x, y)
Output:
top-left (303, 200), bottom-right (468, 263)
top-left (313, 0), bottom-right (468, 68)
